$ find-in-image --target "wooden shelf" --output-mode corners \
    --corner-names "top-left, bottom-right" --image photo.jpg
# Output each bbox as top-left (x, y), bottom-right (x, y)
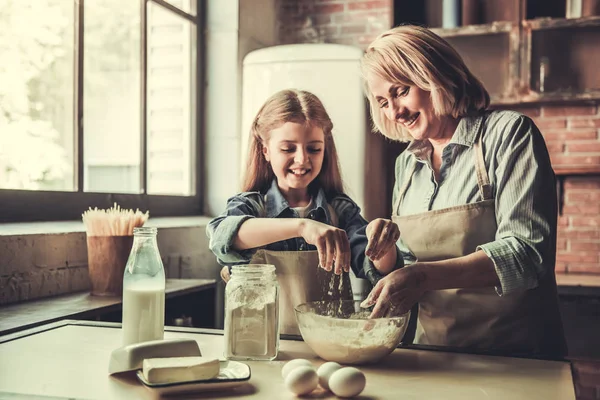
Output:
top-left (433, 22), bottom-right (520, 103)
top-left (523, 15), bottom-right (600, 30)
top-left (431, 21), bottom-right (514, 37)
top-left (518, 91), bottom-right (600, 103)
top-left (554, 166), bottom-right (600, 176)
top-left (396, 2), bottom-right (600, 105)
top-left (556, 273), bottom-right (600, 288)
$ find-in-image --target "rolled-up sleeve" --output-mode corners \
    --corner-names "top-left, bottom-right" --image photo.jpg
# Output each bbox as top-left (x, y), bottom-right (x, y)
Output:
top-left (477, 115), bottom-right (557, 295)
top-left (206, 194), bottom-right (262, 265)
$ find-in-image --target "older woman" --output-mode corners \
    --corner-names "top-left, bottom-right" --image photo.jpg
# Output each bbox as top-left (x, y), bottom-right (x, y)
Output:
top-left (359, 25), bottom-right (566, 358)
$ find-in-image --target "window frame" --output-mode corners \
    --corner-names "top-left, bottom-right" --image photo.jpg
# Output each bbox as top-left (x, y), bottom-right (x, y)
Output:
top-left (0, 0), bottom-right (205, 223)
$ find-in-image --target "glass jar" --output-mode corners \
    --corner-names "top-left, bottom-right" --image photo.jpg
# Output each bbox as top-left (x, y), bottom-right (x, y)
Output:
top-left (122, 227), bottom-right (166, 346)
top-left (224, 264), bottom-right (279, 361)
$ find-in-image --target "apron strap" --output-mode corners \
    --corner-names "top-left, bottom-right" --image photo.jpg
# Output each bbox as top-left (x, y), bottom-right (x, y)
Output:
top-left (393, 115), bottom-right (494, 215)
top-left (472, 118), bottom-right (493, 201)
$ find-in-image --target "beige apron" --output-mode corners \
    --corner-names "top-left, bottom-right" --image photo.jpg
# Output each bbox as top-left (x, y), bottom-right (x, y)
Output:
top-left (249, 205), bottom-right (352, 336)
top-left (392, 123), bottom-right (567, 357)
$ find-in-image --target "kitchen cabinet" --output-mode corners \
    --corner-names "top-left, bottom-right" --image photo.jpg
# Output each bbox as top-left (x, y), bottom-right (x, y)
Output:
top-left (431, 22), bottom-right (520, 103)
top-left (394, 0), bottom-right (600, 104)
top-left (0, 320), bottom-right (579, 399)
top-left (522, 17), bottom-right (600, 102)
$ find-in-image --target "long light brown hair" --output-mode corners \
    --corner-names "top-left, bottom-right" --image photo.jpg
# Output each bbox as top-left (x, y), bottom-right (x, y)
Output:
top-left (361, 25), bottom-right (490, 142)
top-left (242, 89), bottom-right (344, 198)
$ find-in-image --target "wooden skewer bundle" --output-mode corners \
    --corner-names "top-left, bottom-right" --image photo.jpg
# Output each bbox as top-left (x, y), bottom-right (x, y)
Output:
top-left (82, 203), bottom-right (149, 236)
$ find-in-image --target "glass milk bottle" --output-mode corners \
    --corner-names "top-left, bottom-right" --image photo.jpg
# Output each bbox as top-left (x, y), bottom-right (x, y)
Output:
top-left (224, 264), bottom-right (279, 360)
top-left (122, 227), bottom-right (166, 346)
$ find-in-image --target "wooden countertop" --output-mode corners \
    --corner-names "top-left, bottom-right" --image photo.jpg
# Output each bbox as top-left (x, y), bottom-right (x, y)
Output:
top-left (0, 279), bottom-right (216, 336)
top-left (556, 273), bottom-right (600, 288)
top-left (555, 273), bottom-right (600, 297)
top-left (0, 320), bottom-right (578, 400)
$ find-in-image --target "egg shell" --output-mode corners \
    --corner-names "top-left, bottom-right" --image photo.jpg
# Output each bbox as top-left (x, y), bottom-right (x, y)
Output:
top-left (281, 359), bottom-right (314, 379)
top-left (284, 365), bottom-right (319, 395)
top-left (316, 361), bottom-right (342, 390)
top-left (329, 367), bottom-right (366, 398)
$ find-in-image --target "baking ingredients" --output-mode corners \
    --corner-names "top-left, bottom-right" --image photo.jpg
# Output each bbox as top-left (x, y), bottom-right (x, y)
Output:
top-left (224, 264), bottom-right (279, 361)
top-left (329, 367), bottom-right (366, 398)
top-left (142, 357), bottom-right (219, 384)
top-left (299, 319), bottom-right (400, 364)
top-left (284, 365), bottom-right (318, 395)
top-left (121, 226), bottom-right (166, 347)
top-left (281, 359), bottom-right (313, 379)
top-left (122, 279), bottom-right (165, 346)
top-left (316, 361), bottom-right (342, 390)
top-left (295, 300), bottom-right (409, 365)
top-left (107, 338), bottom-right (201, 375)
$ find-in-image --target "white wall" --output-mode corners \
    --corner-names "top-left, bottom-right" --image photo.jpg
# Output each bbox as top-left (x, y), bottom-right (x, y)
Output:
top-left (204, 0), bottom-right (277, 216)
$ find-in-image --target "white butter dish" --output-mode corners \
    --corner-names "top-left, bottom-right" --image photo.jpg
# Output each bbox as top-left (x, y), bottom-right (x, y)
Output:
top-left (108, 338), bottom-right (201, 375)
top-left (136, 360), bottom-right (251, 396)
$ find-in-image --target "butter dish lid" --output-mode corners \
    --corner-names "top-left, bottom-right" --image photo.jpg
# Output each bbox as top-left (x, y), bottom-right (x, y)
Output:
top-left (136, 360), bottom-right (251, 396)
top-left (108, 338), bottom-right (202, 375)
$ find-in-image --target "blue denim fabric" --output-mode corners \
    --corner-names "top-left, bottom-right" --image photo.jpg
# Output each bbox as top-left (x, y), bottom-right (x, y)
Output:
top-left (206, 180), bottom-right (401, 285)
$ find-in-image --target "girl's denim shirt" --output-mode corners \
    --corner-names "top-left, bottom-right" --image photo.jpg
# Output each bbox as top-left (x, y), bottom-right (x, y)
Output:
top-left (206, 180), bottom-right (402, 285)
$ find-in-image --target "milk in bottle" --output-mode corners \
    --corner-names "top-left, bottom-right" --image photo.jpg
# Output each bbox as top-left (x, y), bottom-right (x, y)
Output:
top-left (122, 227), bottom-right (166, 346)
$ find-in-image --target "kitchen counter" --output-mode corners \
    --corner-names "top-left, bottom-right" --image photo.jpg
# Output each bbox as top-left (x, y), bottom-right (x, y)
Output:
top-left (0, 320), bottom-right (579, 399)
top-left (0, 279), bottom-right (217, 336)
top-left (556, 273), bottom-right (600, 296)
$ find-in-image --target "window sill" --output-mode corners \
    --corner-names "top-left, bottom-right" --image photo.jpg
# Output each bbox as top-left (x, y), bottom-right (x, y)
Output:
top-left (0, 216), bottom-right (220, 306)
top-left (0, 216), bottom-right (214, 236)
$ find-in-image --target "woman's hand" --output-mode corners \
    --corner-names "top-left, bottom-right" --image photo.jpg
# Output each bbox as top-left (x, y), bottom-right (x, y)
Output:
top-left (365, 219), bottom-right (400, 261)
top-left (299, 219), bottom-right (350, 275)
top-left (220, 266), bottom-right (231, 283)
top-left (360, 264), bottom-right (426, 318)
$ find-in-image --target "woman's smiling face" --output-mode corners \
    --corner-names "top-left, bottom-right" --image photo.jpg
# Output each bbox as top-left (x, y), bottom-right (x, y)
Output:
top-left (263, 121), bottom-right (325, 196)
top-left (367, 73), bottom-right (453, 142)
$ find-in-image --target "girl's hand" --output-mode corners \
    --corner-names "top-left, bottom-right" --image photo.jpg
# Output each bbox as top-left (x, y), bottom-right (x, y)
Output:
top-left (365, 219), bottom-right (400, 261)
top-left (360, 264), bottom-right (426, 318)
top-left (299, 219), bottom-right (350, 275)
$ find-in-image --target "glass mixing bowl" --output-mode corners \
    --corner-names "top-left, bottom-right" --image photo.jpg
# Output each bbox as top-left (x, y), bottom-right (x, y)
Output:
top-left (294, 300), bottom-right (410, 365)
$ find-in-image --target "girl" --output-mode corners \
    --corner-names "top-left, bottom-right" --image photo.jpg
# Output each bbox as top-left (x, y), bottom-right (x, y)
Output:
top-left (207, 89), bottom-right (401, 335)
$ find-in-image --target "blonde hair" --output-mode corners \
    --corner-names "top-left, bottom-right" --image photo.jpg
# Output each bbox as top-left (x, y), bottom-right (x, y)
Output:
top-left (242, 89), bottom-right (345, 198)
top-left (360, 25), bottom-right (490, 142)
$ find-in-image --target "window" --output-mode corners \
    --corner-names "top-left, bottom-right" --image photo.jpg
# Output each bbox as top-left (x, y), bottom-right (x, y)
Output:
top-left (0, 0), bottom-right (203, 222)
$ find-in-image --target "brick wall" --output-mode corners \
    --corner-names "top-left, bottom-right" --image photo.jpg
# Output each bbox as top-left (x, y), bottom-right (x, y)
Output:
top-left (277, 0), bottom-right (600, 277)
top-left (510, 103), bottom-right (600, 276)
top-left (278, 0), bottom-right (392, 48)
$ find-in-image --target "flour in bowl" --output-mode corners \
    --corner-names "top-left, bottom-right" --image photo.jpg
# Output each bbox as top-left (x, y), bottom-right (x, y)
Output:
top-left (298, 310), bottom-right (405, 365)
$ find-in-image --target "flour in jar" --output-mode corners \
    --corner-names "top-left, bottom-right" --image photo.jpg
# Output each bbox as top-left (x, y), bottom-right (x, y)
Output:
top-left (224, 284), bottom-right (278, 359)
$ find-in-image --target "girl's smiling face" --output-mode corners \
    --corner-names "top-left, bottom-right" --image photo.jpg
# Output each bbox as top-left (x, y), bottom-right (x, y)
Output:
top-left (263, 122), bottom-right (325, 198)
